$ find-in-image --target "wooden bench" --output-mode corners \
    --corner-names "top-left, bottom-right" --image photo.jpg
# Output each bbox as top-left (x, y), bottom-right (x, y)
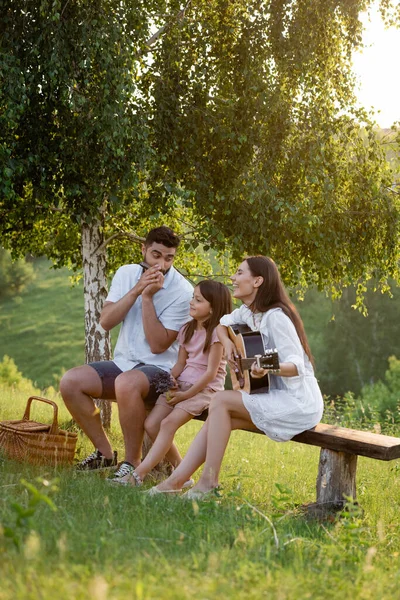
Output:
top-left (195, 414), bottom-right (400, 514)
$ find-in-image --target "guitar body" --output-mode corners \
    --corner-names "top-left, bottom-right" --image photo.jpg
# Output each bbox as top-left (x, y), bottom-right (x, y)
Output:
top-left (228, 324), bottom-right (279, 395)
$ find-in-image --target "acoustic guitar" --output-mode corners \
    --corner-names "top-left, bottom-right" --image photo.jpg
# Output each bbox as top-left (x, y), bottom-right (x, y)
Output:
top-left (228, 324), bottom-right (280, 394)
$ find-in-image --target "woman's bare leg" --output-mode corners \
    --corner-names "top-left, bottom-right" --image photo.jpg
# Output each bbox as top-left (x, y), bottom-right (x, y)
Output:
top-left (191, 390), bottom-right (257, 492)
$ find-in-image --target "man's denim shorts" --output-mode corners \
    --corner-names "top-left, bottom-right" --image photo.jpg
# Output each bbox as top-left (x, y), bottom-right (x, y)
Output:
top-left (88, 361), bottom-right (172, 405)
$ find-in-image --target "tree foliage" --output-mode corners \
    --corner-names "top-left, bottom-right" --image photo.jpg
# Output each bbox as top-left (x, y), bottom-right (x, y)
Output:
top-left (147, 0), bottom-right (400, 291)
top-left (0, 0), bottom-right (399, 288)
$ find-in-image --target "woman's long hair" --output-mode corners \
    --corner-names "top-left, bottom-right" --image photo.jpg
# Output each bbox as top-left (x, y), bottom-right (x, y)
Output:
top-left (183, 280), bottom-right (232, 353)
top-left (246, 256), bottom-right (314, 365)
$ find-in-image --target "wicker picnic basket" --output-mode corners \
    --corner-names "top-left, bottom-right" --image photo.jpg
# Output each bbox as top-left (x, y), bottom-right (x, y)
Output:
top-left (0, 396), bottom-right (77, 466)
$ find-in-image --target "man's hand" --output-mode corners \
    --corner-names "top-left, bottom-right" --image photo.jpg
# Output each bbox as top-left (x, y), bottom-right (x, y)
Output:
top-left (135, 265), bottom-right (164, 296)
top-left (141, 268), bottom-right (164, 297)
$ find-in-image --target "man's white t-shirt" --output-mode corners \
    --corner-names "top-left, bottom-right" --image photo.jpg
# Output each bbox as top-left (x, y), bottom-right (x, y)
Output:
top-left (106, 264), bottom-right (193, 372)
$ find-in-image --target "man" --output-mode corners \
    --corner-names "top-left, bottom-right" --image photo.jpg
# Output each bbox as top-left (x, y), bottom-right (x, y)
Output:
top-left (60, 226), bottom-right (193, 477)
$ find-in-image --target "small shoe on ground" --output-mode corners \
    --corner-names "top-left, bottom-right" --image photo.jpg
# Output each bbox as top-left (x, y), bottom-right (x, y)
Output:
top-left (169, 465), bottom-right (194, 490)
top-left (182, 486), bottom-right (221, 501)
top-left (112, 461), bottom-right (135, 479)
top-left (108, 461), bottom-right (143, 486)
top-left (182, 478), bottom-right (195, 489)
top-left (145, 485), bottom-right (182, 496)
top-left (75, 449), bottom-right (118, 472)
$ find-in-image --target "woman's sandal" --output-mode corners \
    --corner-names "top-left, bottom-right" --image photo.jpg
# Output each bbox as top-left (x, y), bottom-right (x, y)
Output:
top-left (145, 486), bottom-right (182, 496)
top-left (181, 486), bottom-right (221, 500)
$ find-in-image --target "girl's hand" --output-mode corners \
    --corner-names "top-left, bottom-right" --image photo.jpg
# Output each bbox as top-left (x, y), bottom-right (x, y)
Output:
top-left (169, 375), bottom-right (178, 390)
top-left (166, 390), bottom-right (188, 406)
top-left (250, 362), bottom-right (269, 379)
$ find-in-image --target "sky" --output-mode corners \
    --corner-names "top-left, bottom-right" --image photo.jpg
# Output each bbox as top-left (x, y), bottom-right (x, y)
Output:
top-left (352, 5), bottom-right (400, 128)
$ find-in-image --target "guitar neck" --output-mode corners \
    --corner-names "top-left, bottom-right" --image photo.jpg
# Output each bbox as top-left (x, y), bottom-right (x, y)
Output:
top-left (237, 355), bottom-right (279, 371)
top-left (239, 358), bottom-right (258, 370)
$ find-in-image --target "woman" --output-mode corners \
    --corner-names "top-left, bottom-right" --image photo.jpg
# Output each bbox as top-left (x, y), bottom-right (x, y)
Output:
top-left (148, 256), bottom-right (324, 498)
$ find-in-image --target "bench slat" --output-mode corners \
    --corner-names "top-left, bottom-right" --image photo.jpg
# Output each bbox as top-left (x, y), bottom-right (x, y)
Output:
top-left (194, 414), bottom-right (400, 461)
top-left (292, 423), bottom-right (400, 461)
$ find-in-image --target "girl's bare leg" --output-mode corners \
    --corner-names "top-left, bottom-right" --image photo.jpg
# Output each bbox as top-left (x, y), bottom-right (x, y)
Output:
top-left (136, 409), bottom-right (192, 480)
top-left (191, 390), bottom-right (257, 492)
top-left (144, 405), bottom-right (172, 441)
top-left (145, 405), bottom-right (186, 468)
top-left (156, 421), bottom-right (210, 491)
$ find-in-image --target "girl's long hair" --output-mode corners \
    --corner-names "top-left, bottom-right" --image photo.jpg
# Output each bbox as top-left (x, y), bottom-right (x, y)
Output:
top-left (183, 280), bottom-right (232, 352)
top-left (246, 256), bottom-right (314, 365)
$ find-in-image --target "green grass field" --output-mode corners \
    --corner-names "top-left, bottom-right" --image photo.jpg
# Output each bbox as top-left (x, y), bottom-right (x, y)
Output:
top-left (1, 387), bottom-right (400, 599)
top-left (0, 259), bottom-right (87, 388)
top-left (1, 259), bottom-right (400, 598)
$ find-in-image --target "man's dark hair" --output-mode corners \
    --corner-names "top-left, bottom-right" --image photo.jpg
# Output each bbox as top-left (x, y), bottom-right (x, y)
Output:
top-left (144, 226), bottom-right (180, 248)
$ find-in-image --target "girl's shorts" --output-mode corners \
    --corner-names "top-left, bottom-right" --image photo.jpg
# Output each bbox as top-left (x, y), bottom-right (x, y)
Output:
top-left (156, 381), bottom-right (216, 416)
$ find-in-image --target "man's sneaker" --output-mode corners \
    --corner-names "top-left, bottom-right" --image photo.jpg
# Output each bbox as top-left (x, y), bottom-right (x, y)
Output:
top-left (75, 449), bottom-right (118, 472)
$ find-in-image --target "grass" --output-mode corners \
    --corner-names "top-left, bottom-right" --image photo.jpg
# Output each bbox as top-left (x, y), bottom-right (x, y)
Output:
top-left (1, 260), bottom-right (400, 598)
top-left (1, 388), bottom-right (400, 599)
top-left (0, 259), bottom-right (87, 388)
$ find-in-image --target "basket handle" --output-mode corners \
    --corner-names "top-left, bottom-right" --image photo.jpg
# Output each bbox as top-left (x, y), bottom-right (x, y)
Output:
top-left (23, 396), bottom-right (60, 435)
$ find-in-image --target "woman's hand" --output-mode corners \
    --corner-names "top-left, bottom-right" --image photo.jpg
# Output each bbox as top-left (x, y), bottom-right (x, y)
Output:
top-left (250, 362), bottom-right (269, 379)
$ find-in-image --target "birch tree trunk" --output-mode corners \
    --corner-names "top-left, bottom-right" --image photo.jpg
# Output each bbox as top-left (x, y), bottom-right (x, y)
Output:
top-left (81, 215), bottom-right (112, 429)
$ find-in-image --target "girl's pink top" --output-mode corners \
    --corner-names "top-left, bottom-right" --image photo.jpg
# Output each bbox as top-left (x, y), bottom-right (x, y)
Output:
top-left (177, 326), bottom-right (226, 391)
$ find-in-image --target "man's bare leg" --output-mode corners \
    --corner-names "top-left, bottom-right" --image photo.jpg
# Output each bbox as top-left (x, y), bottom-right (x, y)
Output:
top-left (59, 365), bottom-right (114, 459)
top-left (114, 370), bottom-right (152, 467)
top-left (115, 371), bottom-right (186, 468)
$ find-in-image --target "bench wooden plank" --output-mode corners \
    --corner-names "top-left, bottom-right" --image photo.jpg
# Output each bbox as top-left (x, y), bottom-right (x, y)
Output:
top-left (195, 414), bottom-right (400, 460)
top-left (291, 423), bottom-right (400, 461)
top-left (193, 414), bottom-right (400, 512)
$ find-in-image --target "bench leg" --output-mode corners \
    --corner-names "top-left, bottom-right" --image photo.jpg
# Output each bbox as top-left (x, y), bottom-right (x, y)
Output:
top-left (306, 448), bottom-right (357, 517)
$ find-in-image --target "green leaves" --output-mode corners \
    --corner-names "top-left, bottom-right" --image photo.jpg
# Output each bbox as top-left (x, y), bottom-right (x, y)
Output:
top-left (1, 0), bottom-right (399, 296)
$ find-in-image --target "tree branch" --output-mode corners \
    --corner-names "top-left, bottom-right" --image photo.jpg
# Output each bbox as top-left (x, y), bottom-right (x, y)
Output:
top-left (93, 231), bottom-right (145, 256)
top-left (138, 0), bottom-right (192, 56)
top-left (60, 0), bottom-right (71, 19)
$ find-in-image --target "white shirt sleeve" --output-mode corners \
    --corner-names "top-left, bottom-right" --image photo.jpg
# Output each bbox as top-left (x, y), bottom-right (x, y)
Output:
top-left (263, 310), bottom-right (306, 376)
top-left (106, 266), bottom-right (127, 303)
top-left (220, 307), bottom-right (247, 327)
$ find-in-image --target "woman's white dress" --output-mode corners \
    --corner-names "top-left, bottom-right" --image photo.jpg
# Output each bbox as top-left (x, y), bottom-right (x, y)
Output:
top-left (220, 306), bottom-right (324, 442)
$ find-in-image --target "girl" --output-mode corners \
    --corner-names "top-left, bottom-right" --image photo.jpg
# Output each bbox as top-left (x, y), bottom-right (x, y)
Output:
top-left (113, 279), bottom-right (232, 487)
top-left (148, 256), bottom-right (324, 497)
